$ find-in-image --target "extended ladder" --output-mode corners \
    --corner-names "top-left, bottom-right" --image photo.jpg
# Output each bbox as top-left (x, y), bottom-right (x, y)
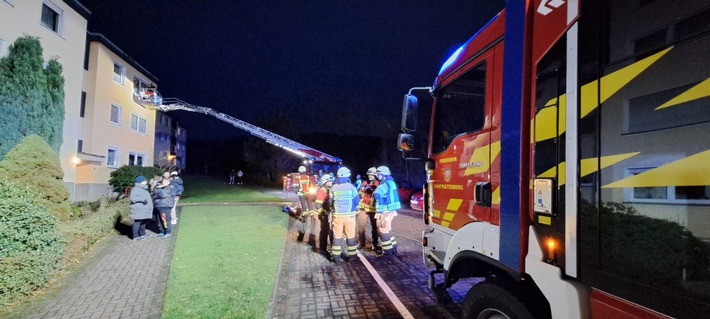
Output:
top-left (134, 88), bottom-right (341, 163)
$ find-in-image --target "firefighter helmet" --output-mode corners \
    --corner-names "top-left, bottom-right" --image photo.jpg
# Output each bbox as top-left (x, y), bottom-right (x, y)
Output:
top-left (298, 166), bottom-right (306, 173)
top-left (337, 167), bottom-right (351, 178)
top-left (366, 167), bottom-right (377, 175)
top-left (376, 166), bottom-right (391, 176)
top-left (320, 174), bottom-right (334, 185)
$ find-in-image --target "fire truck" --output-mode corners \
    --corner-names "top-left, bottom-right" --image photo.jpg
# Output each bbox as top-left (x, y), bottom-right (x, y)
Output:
top-left (398, 0), bottom-right (710, 318)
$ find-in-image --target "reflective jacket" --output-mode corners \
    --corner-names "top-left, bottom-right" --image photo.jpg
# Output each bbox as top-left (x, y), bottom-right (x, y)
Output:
top-left (314, 186), bottom-right (333, 214)
top-left (357, 180), bottom-right (379, 213)
top-left (374, 176), bottom-right (401, 212)
top-left (331, 178), bottom-right (360, 217)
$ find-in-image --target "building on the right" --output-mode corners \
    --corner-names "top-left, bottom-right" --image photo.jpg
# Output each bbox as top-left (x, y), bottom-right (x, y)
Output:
top-left (154, 112), bottom-right (187, 172)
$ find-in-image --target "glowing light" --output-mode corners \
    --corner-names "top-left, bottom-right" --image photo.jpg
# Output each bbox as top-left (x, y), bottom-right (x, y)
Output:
top-left (71, 157), bottom-right (81, 165)
top-left (439, 46), bottom-right (464, 75)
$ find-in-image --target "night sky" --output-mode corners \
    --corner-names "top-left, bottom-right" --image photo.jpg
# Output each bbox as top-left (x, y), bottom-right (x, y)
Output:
top-left (80, 0), bottom-right (504, 142)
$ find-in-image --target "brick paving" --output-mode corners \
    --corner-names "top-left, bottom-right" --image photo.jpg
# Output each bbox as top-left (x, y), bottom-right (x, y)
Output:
top-left (7, 214), bottom-right (178, 319)
top-left (6, 189), bottom-right (477, 319)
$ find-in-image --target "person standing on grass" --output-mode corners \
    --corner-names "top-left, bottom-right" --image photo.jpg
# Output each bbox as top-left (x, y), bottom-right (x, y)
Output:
top-left (153, 177), bottom-right (175, 238)
top-left (129, 176), bottom-right (153, 241)
top-left (229, 169), bottom-right (236, 185)
top-left (170, 171), bottom-right (183, 225)
top-left (237, 169), bottom-right (244, 184)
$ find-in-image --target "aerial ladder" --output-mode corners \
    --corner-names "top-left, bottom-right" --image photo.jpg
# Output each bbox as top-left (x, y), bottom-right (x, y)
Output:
top-left (133, 86), bottom-right (342, 164)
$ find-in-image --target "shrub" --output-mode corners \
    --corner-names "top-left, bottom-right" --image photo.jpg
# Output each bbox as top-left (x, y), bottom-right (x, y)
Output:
top-left (0, 179), bottom-right (63, 304)
top-left (109, 165), bottom-right (164, 194)
top-left (0, 135), bottom-right (71, 220)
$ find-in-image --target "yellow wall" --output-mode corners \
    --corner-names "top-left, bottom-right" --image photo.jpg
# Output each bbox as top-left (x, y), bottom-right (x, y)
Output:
top-left (79, 41), bottom-right (156, 198)
top-left (0, 0), bottom-right (88, 199)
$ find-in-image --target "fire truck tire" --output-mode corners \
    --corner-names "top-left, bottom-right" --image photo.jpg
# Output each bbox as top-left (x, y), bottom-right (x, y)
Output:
top-left (461, 281), bottom-right (535, 319)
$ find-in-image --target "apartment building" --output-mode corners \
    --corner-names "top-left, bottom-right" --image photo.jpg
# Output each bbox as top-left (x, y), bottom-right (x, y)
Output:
top-left (78, 32), bottom-right (159, 200)
top-left (0, 0), bottom-right (90, 200)
top-left (154, 112), bottom-right (187, 172)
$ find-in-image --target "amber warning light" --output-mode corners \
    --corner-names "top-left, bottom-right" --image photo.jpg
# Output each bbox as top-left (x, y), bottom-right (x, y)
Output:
top-left (545, 238), bottom-right (557, 264)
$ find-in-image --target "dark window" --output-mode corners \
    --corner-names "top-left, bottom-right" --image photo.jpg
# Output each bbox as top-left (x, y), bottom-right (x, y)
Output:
top-left (40, 4), bottom-right (59, 32)
top-left (674, 8), bottom-right (710, 41)
top-left (625, 82), bottom-right (710, 134)
top-left (80, 91), bottom-right (86, 118)
top-left (77, 139), bottom-right (83, 153)
top-left (431, 63), bottom-right (486, 154)
top-left (634, 28), bottom-right (667, 57)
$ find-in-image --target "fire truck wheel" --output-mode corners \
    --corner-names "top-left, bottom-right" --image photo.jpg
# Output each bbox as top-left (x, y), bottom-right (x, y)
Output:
top-left (461, 281), bottom-right (535, 319)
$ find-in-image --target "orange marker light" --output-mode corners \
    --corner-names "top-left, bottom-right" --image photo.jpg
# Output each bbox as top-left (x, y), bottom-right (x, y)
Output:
top-left (545, 238), bottom-right (557, 263)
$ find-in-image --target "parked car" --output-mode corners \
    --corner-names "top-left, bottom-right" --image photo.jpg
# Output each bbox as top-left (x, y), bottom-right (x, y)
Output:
top-left (409, 189), bottom-right (423, 211)
top-left (397, 181), bottom-right (415, 202)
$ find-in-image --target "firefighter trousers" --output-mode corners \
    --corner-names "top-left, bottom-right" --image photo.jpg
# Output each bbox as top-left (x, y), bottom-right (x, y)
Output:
top-left (377, 211), bottom-right (398, 254)
top-left (331, 215), bottom-right (357, 260)
top-left (356, 210), bottom-right (378, 248)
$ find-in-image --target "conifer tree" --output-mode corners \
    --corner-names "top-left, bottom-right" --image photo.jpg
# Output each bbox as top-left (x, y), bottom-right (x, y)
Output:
top-left (0, 36), bottom-right (65, 159)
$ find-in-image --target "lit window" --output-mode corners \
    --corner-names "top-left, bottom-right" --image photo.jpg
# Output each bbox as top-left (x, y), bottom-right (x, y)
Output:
top-left (107, 147), bottom-right (119, 168)
top-left (130, 114), bottom-right (148, 134)
top-left (113, 62), bottom-right (125, 84)
top-left (110, 104), bottom-right (121, 125)
top-left (40, 2), bottom-right (63, 34)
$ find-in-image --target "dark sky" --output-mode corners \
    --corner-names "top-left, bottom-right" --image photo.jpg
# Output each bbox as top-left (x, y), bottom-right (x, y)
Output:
top-left (81, 0), bottom-right (504, 141)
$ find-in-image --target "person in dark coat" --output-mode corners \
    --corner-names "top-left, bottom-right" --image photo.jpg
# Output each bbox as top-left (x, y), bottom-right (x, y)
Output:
top-left (129, 176), bottom-right (153, 241)
top-left (153, 177), bottom-right (176, 238)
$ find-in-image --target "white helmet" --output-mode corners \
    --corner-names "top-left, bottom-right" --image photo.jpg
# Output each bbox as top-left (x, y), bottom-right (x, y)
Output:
top-left (320, 174), bottom-right (334, 185)
top-left (376, 166), bottom-right (391, 176)
top-left (366, 167), bottom-right (377, 175)
top-left (298, 166), bottom-right (306, 173)
top-left (337, 167), bottom-right (351, 178)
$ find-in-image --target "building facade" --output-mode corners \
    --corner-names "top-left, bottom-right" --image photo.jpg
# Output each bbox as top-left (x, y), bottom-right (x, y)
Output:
top-left (0, 0), bottom-right (90, 200)
top-left (154, 112), bottom-right (187, 172)
top-left (78, 32), bottom-right (159, 200)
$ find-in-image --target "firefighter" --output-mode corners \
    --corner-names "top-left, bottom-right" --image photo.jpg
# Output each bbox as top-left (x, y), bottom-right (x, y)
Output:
top-left (356, 167), bottom-right (379, 250)
top-left (330, 166), bottom-right (360, 264)
top-left (314, 173), bottom-right (334, 257)
top-left (373, 166), bottom-right (401, 257)
top-left (295, 165), bottom-right (317, 243)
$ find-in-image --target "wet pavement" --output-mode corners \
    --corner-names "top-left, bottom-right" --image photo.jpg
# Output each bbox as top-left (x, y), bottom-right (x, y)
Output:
top-left (4, 188), bottom-right (475, 319)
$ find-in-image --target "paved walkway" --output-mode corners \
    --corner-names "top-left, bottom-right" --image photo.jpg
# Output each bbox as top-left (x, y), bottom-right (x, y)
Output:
top-left (4, 188), bottom-right (471, 319)
top-left (8, 222), bottom-right (177, 319)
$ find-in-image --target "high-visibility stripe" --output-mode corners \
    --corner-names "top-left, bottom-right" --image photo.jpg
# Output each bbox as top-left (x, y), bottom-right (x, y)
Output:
top-left (446, 199), bottom-right (463, 211)
top-left (603, 149), bottom-right (710, 188)
top-left (656, 77), bottom-right (710, 110)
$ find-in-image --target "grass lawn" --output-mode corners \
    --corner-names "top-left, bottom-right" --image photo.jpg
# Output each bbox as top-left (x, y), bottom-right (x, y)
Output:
top-left (178, 176), bottom-right (283, 204)
top-left (163, 205), bottom-right (287, 319)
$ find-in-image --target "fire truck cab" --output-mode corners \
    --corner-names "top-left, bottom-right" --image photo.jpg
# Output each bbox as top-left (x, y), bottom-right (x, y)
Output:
top-left (399, 0), bottom-right (710, 318)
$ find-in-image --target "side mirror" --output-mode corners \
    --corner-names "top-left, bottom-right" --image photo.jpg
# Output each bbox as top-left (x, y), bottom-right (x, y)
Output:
top-left (398, 133), bottom-right (420, 160)
top-left (401, 94), bottom-right (419, 132)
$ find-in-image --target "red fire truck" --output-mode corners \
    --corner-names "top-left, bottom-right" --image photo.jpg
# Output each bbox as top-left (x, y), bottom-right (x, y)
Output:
top-left (398, 0), bottom-right (710, 318)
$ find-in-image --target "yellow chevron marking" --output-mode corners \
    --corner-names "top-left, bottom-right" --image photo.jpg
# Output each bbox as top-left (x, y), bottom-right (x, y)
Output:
top-left (433, 210), bottom-right (441, 218)
top-left (446, 199), bottom-right (463, 211)
top-left (604, 150), bottom-right (710, 188)
top-left (538, 152), bottom-right (639, 186)
top-left (443, 212), bottom-right (456, 221)
top-left (656, 78), bottom-right (710, 110)
top-left (464, 141), bottom-right (501, 176)
top-left (492, 186), bottom-right (500, 205)
top-left (441, 221), bottom-right (451, 228)
top-left (535, 48), bottom-right (672, 143)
